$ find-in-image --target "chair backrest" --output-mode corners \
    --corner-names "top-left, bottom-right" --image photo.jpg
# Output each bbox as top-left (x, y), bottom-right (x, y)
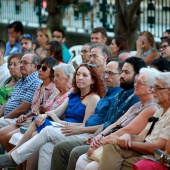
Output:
top-left (68, 45), bottom-right (82, 62)
top-left (130, 51), bottom-right (137, 56)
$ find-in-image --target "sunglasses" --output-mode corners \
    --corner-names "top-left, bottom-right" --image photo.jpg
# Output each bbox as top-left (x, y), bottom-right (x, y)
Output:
top-left (20, 34), bottom-right (35, 41)
top-left (37, 65), bottom-right (50, 72)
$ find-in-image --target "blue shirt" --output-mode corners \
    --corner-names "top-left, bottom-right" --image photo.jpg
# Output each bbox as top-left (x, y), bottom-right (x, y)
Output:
top-left (4, 71), bottom-right (42, 116)
top-left (4, 41), bottom-right (21, 56)
top-left (103, 88), bottom-right (140, 129)
top-left (85, 87), bottom-right (122, 126)
top-left (62, 44), bottom-right (71, 63)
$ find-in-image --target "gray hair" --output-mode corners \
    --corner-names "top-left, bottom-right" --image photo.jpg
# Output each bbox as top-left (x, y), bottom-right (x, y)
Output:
top-left (155, 72), bottom-right (170, 87)
top-left (90, 43), bottom-right (111, 59)
top-left (53, 63), bottom-right (75, 83)
top-left (139, 67), bottom-right (160, 87)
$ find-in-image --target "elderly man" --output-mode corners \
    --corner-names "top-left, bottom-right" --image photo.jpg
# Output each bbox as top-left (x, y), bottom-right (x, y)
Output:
top-left (94, 71), bottom-right (170, 170)
top-left (88, 43), bottom-right (110, 73)
top-left (0, 53), bottom-right (42, 128)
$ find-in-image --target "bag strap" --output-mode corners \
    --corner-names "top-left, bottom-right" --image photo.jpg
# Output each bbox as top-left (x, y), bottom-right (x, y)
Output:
top-left (146, 117), bottom-right (159, 136)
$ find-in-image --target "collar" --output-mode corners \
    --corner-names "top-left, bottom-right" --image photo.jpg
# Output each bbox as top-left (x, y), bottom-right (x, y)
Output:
top-left (21, 71), bottom-right (39, 82)
top-left (106, 87), bottom-right (122, 94)
top-left (37, 82), bottom-right (55, 91)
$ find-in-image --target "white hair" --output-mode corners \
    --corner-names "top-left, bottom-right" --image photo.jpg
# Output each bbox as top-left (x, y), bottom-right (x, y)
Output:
top-left (139, 67), bottom-right (160, 87)
top-left (155, 72), bottom-right (170, 87)
top-left (53, 63), bottom-right (75, 83)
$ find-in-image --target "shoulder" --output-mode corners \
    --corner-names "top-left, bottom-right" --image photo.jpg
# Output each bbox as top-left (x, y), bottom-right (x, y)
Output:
top-left (86, 93), bottom-right (100, 102)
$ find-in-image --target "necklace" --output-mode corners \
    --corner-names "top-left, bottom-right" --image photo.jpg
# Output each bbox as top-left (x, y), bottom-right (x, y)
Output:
top-left (80, 90), bottom-right (92, 100)
top-left (12, 77), bottom-right (21, 82)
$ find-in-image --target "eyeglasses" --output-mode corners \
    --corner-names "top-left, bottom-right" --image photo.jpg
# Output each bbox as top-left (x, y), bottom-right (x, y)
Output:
top-left (37, 65), bottom-right (50, 72)
top-left (159, 45), bottom-right (170, 51)
top-left (134, 80), bottom-right (147, 86)
top-left (89, 54), bottom-right (100, 59)
top-left (151, 85), bottom-right (170, 91)
top-left (20, 61), bottom-right (33, 65)
top-left (104, 71), bottom-right (121, 76)
top-left (160, 36), bottom-right (168, 41)
top-left (81, 50), bottom-right (89, 54)
top-left (9, 62), bottom-right (20, 68)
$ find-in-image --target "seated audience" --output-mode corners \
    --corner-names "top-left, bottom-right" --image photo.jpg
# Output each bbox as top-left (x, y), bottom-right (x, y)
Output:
top-left (0, 53), bottom-right (23, 106)
top-left (0, 53), bottom-right (42, 128)
top-left (0, 63), bottom-right (75, 164)
top-left (75, 67), bottom-right (160, 170)
top-left (136, 31), bottom-right (159, 65)
top-left (0, 63), bottom-right (106, 168)
top-left (50, 57), bottom-right (146, 170)
top-left (81, 71), bottom-right (170, 170)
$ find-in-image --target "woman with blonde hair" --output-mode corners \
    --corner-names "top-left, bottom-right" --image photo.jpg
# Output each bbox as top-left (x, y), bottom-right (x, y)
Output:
top-left (36, 27), bottom-right (52, 59)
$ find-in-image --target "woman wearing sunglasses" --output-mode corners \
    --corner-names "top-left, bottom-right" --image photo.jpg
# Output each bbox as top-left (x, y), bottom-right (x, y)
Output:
top-left (0, 57), bottom-right (59, 152)
top-left (0, 64), bottom-right (106, 169)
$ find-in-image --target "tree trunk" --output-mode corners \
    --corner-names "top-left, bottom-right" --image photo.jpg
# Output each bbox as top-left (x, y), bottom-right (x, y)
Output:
top-left (114, 0), bottom-right (142, 50)
top-left (46, 0), bottom-right (71, 31)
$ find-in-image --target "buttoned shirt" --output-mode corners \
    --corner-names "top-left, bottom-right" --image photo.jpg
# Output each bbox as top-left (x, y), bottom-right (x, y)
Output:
top-left (103, 88), bottom-right (140, 129)
top-left (145, 107), bottom-right (170, 143)
top-left (85, 87), bottom-right (122, 126)
top-left (4, 71), bottom-right (42, 116)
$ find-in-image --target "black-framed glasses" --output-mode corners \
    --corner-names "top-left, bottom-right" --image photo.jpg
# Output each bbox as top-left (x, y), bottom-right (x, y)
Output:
top-left (104, 71), bottom-right (121, 76)
top-left (160, 36), bottom-right (168, 41)
top-left (151, 85), bottom-right (170, 91)
top-left (37, 65), bottom-right (50, 72)
top-left (159, 45), bottom-right (170, 51)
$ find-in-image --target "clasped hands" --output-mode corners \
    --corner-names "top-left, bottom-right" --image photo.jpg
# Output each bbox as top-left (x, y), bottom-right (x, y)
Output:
top-left (86, 133), bottom-right (132, 156)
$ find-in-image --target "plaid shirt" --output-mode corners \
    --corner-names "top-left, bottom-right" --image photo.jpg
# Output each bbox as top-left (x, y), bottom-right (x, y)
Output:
top-left (4, 71), bottom-right (42, 116)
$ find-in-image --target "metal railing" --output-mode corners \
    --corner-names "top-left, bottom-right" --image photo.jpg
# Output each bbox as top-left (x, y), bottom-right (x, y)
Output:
top-left (0, 0), bottom-right (170, 40)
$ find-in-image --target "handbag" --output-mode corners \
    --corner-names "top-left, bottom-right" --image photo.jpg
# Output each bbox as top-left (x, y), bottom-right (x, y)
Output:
top-left (87, 146), bottom-right (103, 162)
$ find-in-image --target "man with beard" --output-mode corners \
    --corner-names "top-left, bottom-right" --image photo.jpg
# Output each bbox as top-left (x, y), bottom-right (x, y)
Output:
top-left (50, 57), bottom-right (146, 170)
top-left (20, 34), bottom-right (36, 53)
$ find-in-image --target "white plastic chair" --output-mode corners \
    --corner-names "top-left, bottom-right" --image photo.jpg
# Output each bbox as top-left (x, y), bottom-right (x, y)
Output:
top-left (68, 45), bottom-right (83, 62)
top-left (130, 51), bottom-right (137, 56)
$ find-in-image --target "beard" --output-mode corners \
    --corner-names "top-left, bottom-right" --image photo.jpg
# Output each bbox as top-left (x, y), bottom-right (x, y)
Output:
top-left (120, 77), bottom-right (135, 90)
